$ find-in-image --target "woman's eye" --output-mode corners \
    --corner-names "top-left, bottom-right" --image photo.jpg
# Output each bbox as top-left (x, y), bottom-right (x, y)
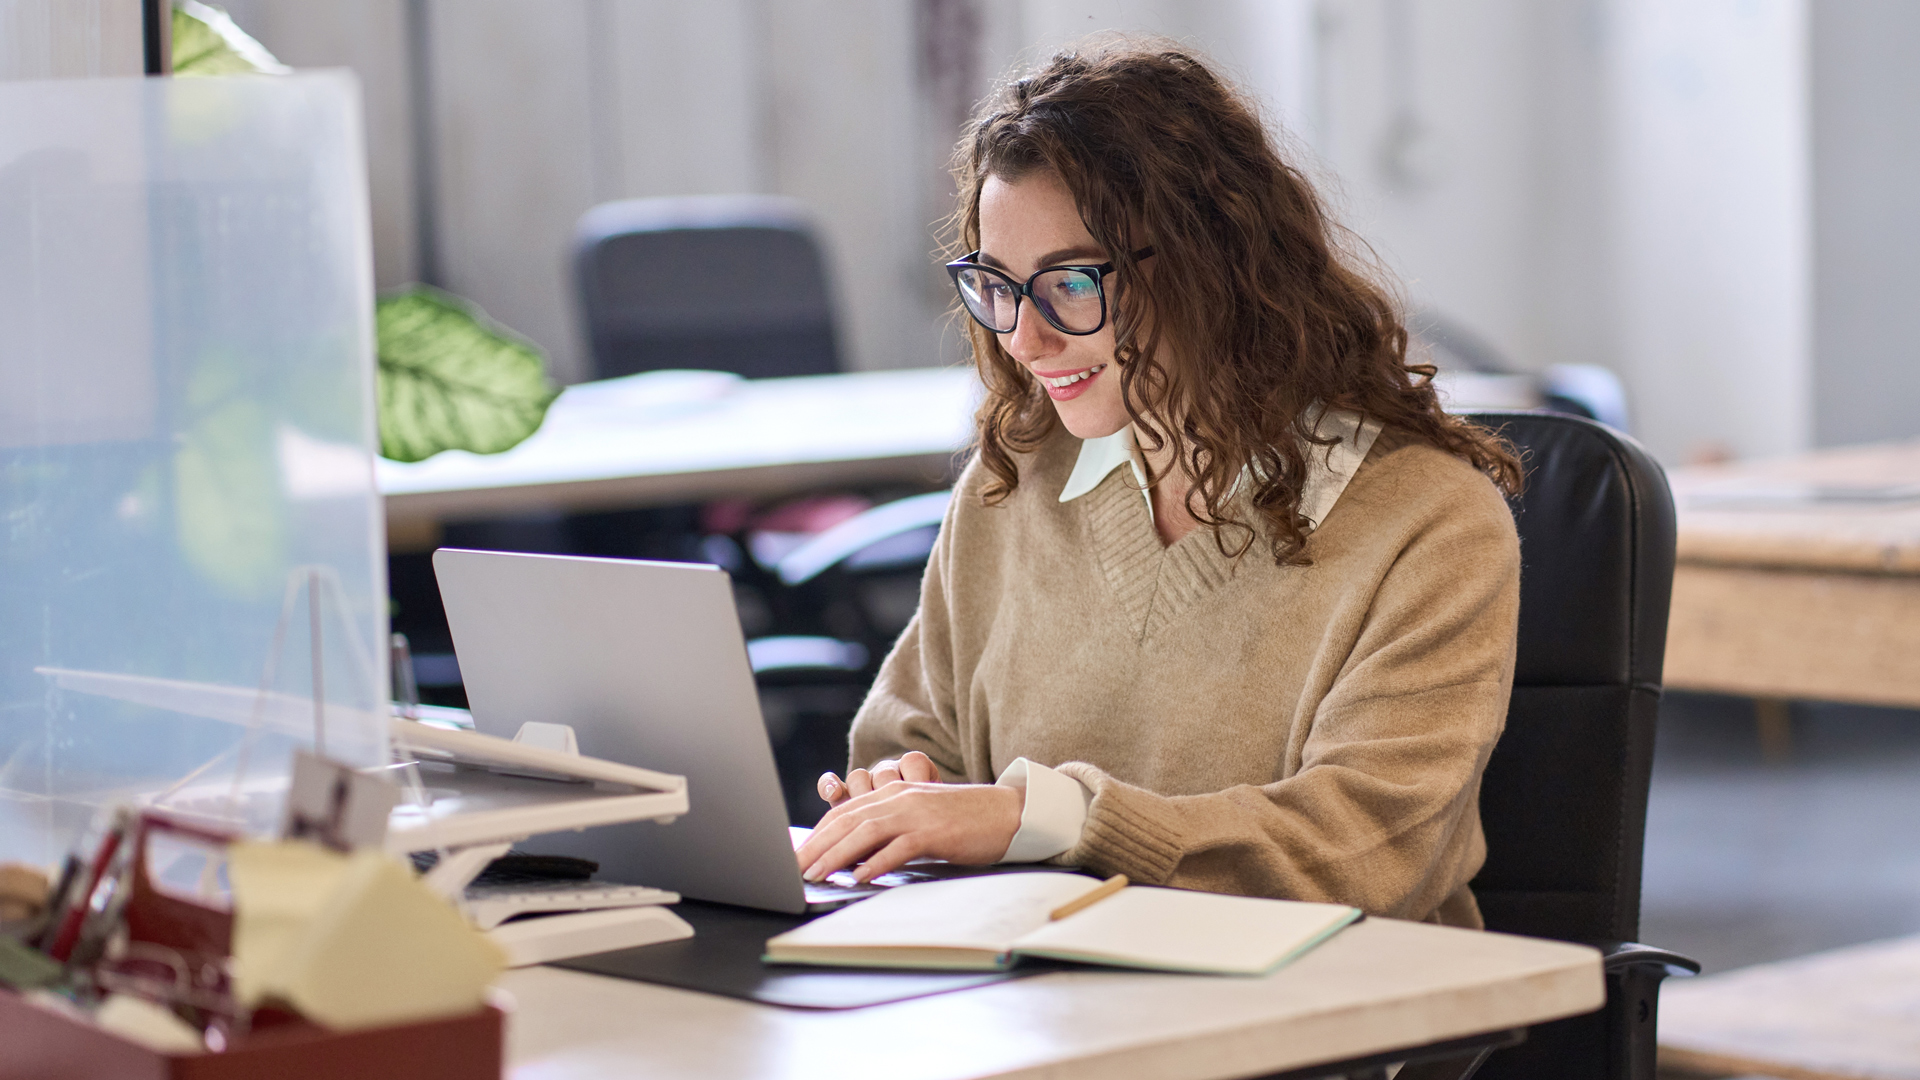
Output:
top-left (1045, 275), bottom-right (1098, 301)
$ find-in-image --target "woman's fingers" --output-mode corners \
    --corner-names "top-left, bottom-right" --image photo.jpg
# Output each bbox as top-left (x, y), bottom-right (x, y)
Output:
top-left (794, 783), bottom-right (1025, 881)
top-left (850, 835), bottom-right (926, 883)
top-left (844, 768), bottom-right (874, 798)
top-left (825, 755), bottom-right (938, 810)
top-left (799, 785), bottom-right (913, 879)
top-left (898, 751), bottom-right (939, 784)
top-left (796, 786), bottom-right (885, 872)
top-left (802, 815), bottom-right (896, 882)
top-left (817, 772), bottom-right (848, 805)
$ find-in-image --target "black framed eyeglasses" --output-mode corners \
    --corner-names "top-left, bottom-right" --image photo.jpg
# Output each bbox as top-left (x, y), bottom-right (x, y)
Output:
top-left (946, 247), bottom-right (1154, 336)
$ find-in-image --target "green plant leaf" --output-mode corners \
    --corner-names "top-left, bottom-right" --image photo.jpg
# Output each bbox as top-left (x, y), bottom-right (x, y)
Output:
top-left (171, 1), bottom-right (290, 77)
top-left (376, 286), bottom-right (560, 463)
top-left (173, 348), bottom-right (286, 600)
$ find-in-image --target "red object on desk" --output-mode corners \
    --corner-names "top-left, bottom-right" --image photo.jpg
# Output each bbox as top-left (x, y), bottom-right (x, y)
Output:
top-left (0, 992), bottom-right (505, 1080)
top-left (103, 812), bottom-right (238, 1022)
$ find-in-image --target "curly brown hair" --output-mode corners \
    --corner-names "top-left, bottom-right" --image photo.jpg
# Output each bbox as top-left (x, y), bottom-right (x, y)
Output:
top-left (949, 37), bottom-right (1522, 563)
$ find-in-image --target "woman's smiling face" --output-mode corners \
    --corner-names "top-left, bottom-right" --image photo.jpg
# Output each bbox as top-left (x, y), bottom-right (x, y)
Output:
top-left (975, 171), bottom-right (1131, 440)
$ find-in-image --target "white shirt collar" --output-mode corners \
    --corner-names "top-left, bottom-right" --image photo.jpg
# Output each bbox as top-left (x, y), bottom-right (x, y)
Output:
top-left (1059, 425), bottom-right (1149, 508)
top-left (1057, 407), bottom-right (1382, 531)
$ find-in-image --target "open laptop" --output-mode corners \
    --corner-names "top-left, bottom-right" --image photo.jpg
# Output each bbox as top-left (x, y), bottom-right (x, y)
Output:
top-left (432, 548), bottom-right (891, 915)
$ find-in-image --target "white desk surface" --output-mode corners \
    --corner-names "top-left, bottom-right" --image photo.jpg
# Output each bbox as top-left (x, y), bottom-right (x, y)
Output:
top-left (378, 367), bottom-right (979, 529)
top-left (499, 917), bottom-right (1602, 1080)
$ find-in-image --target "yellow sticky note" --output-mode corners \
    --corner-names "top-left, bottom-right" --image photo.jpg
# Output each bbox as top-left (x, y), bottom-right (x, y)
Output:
top-left (228, 840), bottom-right (350, 1008)
top-left (274, 851), bottom-right (504, 1029)
top-left (230, 842), bottom-right (504, 1030)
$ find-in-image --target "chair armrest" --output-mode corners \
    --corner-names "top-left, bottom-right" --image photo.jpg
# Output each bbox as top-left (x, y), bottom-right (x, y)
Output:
top-left (1579, 940), bottom-right (1698, 1080)
top-left (1590, 940), bottom-right (1701, 979)
top-left (776, 491), bottom-right (952, 585)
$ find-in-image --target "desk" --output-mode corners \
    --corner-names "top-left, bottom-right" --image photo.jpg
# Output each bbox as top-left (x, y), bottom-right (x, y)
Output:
top-left (1658, 933), bottom-right (1920, 1080)
top-left (1663, 440), bottom-right (1920, 709)
top-left (378, 368), bottom-right (979, 538)
top-left (500, 917), bottom-right (1602, 1080)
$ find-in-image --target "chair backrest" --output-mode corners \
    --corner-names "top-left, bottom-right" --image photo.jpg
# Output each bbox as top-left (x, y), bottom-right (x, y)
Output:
top-left (573, 195), bottom-right (840, 381)
top-left (1464, 411), bottom-right (1676, 946)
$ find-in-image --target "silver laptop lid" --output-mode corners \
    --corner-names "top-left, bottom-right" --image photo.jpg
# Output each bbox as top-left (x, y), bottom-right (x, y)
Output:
top-left (432, 548), bottom-right (807, 914)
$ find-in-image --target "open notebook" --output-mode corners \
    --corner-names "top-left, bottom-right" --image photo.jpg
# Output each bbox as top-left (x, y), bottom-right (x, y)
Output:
top-left (763, 873), bottom-right (1361, 975)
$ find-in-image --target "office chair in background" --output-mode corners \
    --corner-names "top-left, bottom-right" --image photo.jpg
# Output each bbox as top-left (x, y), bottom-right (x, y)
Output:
top-left (573, 194), bottom-right (842, 381)
top-left (572, 191), bottom-right (886, 610)
top-left (388, 195), bottom-right (867, 699)
top-left (569, 192), bottom-right (950, 811)
top-left (1447, 411), bottom-right (1698, 1080)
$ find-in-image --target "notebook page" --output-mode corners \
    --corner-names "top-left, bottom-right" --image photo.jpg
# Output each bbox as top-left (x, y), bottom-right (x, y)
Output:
top-left (1011, 887), bottom-right (1360, 975)
top-left (770, 873), bottom-right (1103, 953)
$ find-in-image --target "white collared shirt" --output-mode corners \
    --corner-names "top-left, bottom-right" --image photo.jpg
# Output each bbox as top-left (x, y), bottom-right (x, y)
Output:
top-left (995, 408), bottom-right (1383, 863)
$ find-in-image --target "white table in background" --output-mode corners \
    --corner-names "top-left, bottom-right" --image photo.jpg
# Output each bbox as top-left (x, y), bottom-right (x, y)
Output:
top-left (500, 917), bottom-right (1602, 1080)
top-left (376, 367), bottom-right (1540, 544)
top-left (378, 368), bottom-right (980, 538)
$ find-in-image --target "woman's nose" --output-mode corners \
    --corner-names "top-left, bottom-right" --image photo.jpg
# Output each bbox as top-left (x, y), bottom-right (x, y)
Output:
top-left (1002, 299), bottom-right (1060, 362)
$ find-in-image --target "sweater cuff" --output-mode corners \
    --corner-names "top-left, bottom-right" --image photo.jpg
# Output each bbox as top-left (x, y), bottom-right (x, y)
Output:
top-left (994, 758), bottom-right (1093, 863)
top-left (1055, 762), bottom-right (1184, 883)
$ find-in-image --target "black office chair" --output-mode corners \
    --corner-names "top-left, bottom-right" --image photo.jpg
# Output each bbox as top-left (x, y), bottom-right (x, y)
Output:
top-left (1456, 411), bottom-right (1698, 1080)
top-left (573, 195), bottom-right (841, 381)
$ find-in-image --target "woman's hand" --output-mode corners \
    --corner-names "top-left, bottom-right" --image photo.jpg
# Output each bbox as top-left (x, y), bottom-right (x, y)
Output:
top-left (816, 750), bottom-right (942, 808)
top-left (795, 779), bottom-right (1023, 883)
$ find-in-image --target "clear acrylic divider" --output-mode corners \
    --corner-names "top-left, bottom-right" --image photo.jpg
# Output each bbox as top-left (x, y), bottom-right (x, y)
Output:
top-left (0, 72), bottom-right (386, 865)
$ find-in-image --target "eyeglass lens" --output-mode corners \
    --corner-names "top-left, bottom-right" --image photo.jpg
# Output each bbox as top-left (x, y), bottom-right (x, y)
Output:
top-left (955, 267), bottom-right (1105, 334)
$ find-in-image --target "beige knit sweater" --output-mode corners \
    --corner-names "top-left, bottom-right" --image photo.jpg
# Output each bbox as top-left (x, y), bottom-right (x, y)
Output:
top-left (848, 424), bottom-right (1520, 927)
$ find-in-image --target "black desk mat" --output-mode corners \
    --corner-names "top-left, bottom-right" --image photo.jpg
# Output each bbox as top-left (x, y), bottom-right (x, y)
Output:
top-left (550, 900), bottom-right (1029, 1010)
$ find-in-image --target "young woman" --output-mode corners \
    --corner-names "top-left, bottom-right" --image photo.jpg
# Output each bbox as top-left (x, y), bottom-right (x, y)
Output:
top-left (794, 39), bottom-right (1523, 927)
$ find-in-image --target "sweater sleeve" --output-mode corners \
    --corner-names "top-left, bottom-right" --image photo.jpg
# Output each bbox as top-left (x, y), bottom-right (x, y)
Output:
top-left (844, 489), bottom-right (969, 781)
top-left (1054, 475), bottom-right (1521, 921)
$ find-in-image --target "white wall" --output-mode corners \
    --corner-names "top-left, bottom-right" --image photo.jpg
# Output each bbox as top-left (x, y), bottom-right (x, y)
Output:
top-left (1314, 0), bottom-right (1559, 368)
top-left (760, 1), bottom-right (941, 378)
top-left (976, 0), bottom-right (1816, 464)
top-left (1004, 0), bottom-right (1316, 131)
top-left (1810, 0), bottom-right (1920, 448)
top-left (421, 2), bottom-right (600, 381)
top-left (218, 0), bottom-right (420, 291)
top-left (1606, 0), bottom-right (1810, 463)
top-left (0, 0), bottom-right (142, 79)
top-left (600, 0), bottom-right (765, 198)
top-left (1313, 0), bottom-right (1812, 464)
